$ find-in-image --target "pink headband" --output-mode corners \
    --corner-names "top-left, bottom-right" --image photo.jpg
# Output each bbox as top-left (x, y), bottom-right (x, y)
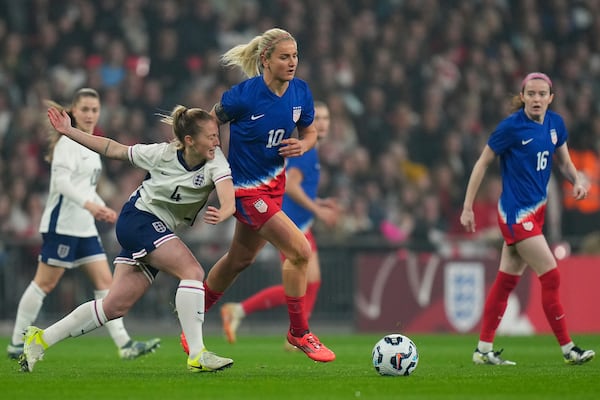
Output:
top-left (521, 72), bottom-right (553, 90)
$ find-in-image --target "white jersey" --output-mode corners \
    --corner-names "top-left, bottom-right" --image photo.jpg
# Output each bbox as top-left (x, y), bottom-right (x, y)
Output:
top-left (39, 135), bottom-right (104, 237)
top-left (127, 142), bottom-right (232, 231)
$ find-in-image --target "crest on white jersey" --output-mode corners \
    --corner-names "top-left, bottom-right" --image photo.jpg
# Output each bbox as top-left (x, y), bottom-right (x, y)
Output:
top-left (292, 106), bottom-right (302, 123)
top-left (152, 221), bottom-right (167, 233)
top-left (550, 129), bottom-right (557, 145)
top-left (253, 198), bottom-right (268, 213)
top-left (193, 173), bottom-right (205, 187)
top-left (57, 244), bottom-right (70, 258)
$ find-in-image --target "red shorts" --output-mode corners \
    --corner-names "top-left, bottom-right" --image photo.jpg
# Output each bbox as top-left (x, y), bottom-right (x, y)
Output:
top-left (498, 205), bottom-right (546, 245)
top-left (234, 194), bottom-right (283, 230)
top-left (279, 229), bottom-right (316, 262)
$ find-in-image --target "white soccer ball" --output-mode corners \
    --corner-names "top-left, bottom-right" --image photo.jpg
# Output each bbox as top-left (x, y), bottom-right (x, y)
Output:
top-left (372, 334), bottom-right (419, 376)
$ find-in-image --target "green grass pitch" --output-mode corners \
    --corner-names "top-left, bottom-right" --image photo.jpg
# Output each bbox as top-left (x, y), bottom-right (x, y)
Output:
top-left (2, 333), bottom-right (599, 400)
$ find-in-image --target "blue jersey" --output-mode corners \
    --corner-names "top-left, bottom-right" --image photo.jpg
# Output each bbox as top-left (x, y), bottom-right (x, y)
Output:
top-left (282, 147), bottom-right (320, 232)
top-left (488, 109), bottom-right (567, 225)
top-left (219, 76), bottom-right (314, 197)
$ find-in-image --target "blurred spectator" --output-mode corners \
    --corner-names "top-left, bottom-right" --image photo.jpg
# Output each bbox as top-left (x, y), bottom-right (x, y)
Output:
top-left (0, 0), bottom-right (600, 262)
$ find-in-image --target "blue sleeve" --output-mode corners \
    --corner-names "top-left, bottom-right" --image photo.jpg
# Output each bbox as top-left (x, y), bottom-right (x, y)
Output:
top-left (297, 80), bottom-right (314, 128)
top-left (221, 84), bottom-right (247, 121)
top-left (555, 114), bottom-right (568, 147)
top-left (487, 118), bottom-right (515, 156)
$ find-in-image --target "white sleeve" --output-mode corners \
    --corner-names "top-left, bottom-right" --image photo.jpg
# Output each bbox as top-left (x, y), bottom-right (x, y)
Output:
top-left (209, 147), bottom-right (232, 184)
top-left (51, 139), bottom-right (92, 207)
top-left (128, 142), bottom-right (169, 171)
top-left (52, 166), bottom-right (91, 206)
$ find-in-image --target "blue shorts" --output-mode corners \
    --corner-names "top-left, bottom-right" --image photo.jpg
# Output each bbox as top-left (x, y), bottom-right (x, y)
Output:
top-left (114, 200), bottom-right (177, 278)
top-left (39, 233), bottom-right (106, 269)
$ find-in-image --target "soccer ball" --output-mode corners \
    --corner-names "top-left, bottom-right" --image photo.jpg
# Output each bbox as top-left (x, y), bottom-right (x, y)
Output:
top-left (372, 334), bottom-right (419, 376)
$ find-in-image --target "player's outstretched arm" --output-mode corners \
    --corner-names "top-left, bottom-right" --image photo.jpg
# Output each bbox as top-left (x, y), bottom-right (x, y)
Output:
top-left (47, 107), bottom-right (129, 160)
top-left (203, 178), bottom-right (235, 225)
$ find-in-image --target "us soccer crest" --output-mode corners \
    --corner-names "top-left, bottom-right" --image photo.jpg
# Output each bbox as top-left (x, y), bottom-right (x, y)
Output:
top-left (292, 106), bottom-right (302, 123)
top-left (444, 262), bottom-right (484, 332)
top-left (193, 173), bottom-right (205, 187)
top-left (550, 128), bottom-right (557, 145)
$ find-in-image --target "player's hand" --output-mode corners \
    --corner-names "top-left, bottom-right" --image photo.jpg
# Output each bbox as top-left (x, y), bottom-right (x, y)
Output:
top-left (203, 205), bottom-right (224, 225)
top-left (573, 172), bottom-right (589, 200)
top-left (85, 202), bottom-right (117, 223)
top-left (47, 107), bottom-right (72, 135)
top-left (460, 208), bottom-right (476, 233)
top-left (279, 138), bottom-right (304, 158)
top-left (315, 198), bottom-right (340, 228)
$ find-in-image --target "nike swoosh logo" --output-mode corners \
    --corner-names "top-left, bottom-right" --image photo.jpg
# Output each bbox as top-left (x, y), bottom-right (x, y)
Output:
top-left (250, 114), bottom-right (265, 120)
top-left (522, 138), bottom-right (533, 145)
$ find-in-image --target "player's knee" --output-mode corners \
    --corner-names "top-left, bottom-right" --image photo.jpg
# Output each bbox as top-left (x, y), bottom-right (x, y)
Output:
top-left (286, 243), bottom-right (311, 267)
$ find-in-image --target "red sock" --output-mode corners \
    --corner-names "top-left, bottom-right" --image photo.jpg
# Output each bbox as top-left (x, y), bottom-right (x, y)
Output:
top-left (539, 268), bottom-right (571, 345)
top-left (304, 281), bottom-right (321, 319)
top-left (286, 295), bottom-right (309, 337)
top-left (241, 285), bottom-right (286, 314)
top-left (203, 282), bottom-right (224, 312)
top-left (479, 271), bottom-right (520, 342)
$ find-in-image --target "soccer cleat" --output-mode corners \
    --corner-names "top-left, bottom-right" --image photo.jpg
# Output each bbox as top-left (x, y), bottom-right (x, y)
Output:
top-left (283, 339), bottom-right (299, 352)
top-left (472, 348), bottom-right (516, 365)
top-left (564, 346), bottom-right (595, 365)
top-left (187, 348), bottom-right (233, 372)
top-left (119, 338), bottom-right (161, 360)
top-left (287, 331), bottom-right (336, 362)
top-left (7, 342), bottom-right (24, 360)
top-left (221, 303), bottom-right (244, 344)
top-left (20, 326), bottom-right (48, 372)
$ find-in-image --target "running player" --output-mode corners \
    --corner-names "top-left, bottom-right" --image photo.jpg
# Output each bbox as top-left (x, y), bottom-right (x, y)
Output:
top-left (200, 28), bottom-right (336, 362)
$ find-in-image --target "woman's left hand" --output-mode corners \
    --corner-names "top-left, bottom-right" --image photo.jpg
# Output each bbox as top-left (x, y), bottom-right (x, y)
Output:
top-left (279, 138), bottom-right (304, 158)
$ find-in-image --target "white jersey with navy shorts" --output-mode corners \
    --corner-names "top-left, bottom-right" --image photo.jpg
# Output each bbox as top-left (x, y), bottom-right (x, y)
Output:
top-left (114, 142), bottom-right (231, 278)
top-left (38, 135), bottom-right (107, 268)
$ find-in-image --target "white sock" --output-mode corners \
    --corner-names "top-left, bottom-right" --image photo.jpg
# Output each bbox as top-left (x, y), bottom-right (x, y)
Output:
top-left (94, 289), bottom-right (131, 348)
top-left (477, 341), bottom-right (493, 353)
top-left (561, 341), bottom-right (575, 354)
top-left (176, 280), bottom-right (205, 358)
top-left (43, 299), bottom-right (108, 347)
top-left (11, 281), bottom-right (46, 345)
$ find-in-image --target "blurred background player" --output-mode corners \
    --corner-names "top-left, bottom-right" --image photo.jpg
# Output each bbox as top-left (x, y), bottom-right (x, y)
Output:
top-left (460, 72), bottom-right (595, 365)
top-left (20, 104), bottom-right (234, 373)
top-left (7, 88), bottom-right (159, 361)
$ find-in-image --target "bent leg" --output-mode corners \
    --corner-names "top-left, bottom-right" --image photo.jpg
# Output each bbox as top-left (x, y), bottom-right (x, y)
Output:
top-left (205, 220), bottom-right (266, 310)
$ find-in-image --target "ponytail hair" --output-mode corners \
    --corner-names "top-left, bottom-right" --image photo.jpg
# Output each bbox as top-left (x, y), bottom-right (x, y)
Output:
top-left (221, 28), bottom-right (295, 78)
top-left (159, 105), bottom-right (214, 148)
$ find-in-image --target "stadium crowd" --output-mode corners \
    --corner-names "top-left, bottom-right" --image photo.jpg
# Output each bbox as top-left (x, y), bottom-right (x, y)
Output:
top-left (2, 0), bottom-right (600, 271)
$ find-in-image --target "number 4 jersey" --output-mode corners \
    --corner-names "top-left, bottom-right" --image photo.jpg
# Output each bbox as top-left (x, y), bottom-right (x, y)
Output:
top-left (127, 142), bottom-right (231, 230)
top-left (487, 108), bottom-right (567, 226)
